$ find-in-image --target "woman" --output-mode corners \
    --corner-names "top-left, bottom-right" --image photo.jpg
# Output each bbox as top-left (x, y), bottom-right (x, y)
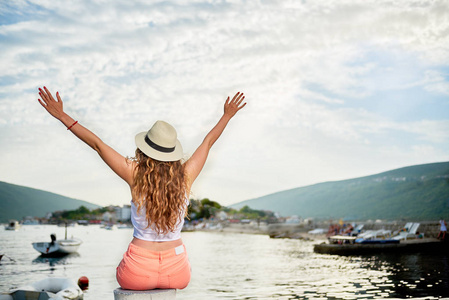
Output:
top-left (37, 86), bottom-right (246, 290)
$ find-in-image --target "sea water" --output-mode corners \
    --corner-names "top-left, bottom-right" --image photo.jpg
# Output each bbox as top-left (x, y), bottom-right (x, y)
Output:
top-left (1, 225), bottom-right (448, 299)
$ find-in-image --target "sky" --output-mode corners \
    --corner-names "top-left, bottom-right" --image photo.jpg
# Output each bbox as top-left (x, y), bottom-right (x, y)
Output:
top-left (1, 0), bottom-right (448, 207)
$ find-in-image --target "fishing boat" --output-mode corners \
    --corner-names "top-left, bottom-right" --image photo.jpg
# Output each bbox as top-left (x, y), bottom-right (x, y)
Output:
top-left (32, 223), bottom-right (82, 256)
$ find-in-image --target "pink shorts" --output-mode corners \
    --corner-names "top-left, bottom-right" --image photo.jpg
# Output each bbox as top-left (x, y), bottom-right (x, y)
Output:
top-left (116, 243), bottom-right (191, 290)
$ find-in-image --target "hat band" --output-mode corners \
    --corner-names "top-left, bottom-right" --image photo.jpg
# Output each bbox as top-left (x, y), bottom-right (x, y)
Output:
top-left (144, 135), bottom-right (175, 153)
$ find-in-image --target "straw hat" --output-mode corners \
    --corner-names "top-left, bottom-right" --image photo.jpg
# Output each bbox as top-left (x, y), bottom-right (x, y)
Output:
top-left (135, 121), bottom-right (183, 162)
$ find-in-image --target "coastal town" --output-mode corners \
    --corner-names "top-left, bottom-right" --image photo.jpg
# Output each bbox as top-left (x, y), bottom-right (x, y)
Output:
top-left (5, 199), bottom-right (446, 246)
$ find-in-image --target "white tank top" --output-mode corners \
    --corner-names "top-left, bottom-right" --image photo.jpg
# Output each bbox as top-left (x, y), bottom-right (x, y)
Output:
top-left (130, 199), bottom-right (186, 242)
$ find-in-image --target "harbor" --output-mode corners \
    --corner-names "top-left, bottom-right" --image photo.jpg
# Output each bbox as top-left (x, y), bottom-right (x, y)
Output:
top-left (2, 222), bottom-right (449, 299)
top-left (1, 205), bottom-right (448, 299)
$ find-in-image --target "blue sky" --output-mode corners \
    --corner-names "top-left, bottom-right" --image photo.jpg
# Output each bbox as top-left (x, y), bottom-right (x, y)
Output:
top-left (1, 0), bottom-right (448, 207)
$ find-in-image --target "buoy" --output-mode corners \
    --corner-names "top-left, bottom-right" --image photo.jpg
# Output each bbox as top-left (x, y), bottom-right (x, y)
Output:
top-left (77, 276), bottom-right (89, 290)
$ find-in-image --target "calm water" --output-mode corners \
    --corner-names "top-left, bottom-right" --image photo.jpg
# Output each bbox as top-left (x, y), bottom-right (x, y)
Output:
top-left (1, 225), bottom-right (448, 299)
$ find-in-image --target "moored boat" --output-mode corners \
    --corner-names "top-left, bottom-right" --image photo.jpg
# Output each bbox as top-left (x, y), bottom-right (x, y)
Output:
top-left (4, 220), bottom-right (21, 231)
top-left (32, 223), bottom-right (82, 256)
top-left (32, 238), bottom-right (83, 256)
top-left (0, 277), bottom-right (83, 300)
top-left (314, 238), bottom-right (447, 255)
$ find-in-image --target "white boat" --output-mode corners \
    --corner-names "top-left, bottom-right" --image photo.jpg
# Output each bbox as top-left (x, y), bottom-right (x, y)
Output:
top-left (32, 224), bottom-right (82, 256)
top-left (104, 224), bottom-right (117, 230)
top-left (4, 220), bottom-right (21, 231)
top-left (0, 277), bottom-right (83, 300)
top-left (117, 223), bottom-right (132, 229)
top-left (32, 238), bottom-right (82, 256)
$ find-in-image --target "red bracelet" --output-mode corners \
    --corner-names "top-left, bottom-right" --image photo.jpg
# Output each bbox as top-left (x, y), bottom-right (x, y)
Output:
top-left (67, 121), bottom-right (78, 130)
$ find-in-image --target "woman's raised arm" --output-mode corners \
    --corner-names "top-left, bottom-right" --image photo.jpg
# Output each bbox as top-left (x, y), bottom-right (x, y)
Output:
top-left (37, 86), bottom-right (134, 186)
top-left (184, 92), bottom-right (246, 186)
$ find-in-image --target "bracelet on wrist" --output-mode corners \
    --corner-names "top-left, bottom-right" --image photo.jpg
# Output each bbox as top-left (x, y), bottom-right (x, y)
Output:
top-left (67, 121), bottom-right (78, 130)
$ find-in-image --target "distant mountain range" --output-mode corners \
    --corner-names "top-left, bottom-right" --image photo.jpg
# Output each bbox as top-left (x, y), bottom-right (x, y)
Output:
top-left (0, 181), bottom-right (100, 223)
top-left (231, 161), bottom-right (449, 221)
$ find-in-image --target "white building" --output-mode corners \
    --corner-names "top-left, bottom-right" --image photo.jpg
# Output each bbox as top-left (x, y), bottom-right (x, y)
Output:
top-left (115, 205), bottom-right (131, 221)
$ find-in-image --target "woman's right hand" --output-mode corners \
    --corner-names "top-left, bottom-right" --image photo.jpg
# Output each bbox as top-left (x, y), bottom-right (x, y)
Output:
top-left (224, 92), bottom-right (246, 118)
top-left (38, 86), bottom-right (65, 120)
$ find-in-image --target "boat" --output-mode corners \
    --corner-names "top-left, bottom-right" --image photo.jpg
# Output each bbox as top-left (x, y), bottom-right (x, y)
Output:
top-left (104, 224), bottom-right (117, 230)
top-left (314, 234), bottom-right (447, 255)
top-left (32, 238), bottom-right (82, 256)
top-left (4, 220), bottom-right (21, 231)
top-left (0, 277), bottom-right (83, 300)
top-left (117, 223), bottom-right (132, 229)
top-left (32, 223), bottom-right (82, 256)
top-left (308, 228), bottom-right (325, 235)
top-left (313, 221), bottom-right (449, 255)
top-left (0, 254), bottom-right (15, 263)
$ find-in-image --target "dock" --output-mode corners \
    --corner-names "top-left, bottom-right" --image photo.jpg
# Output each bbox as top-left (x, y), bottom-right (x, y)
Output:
top-left (313, 238), bottom-right (447, 255)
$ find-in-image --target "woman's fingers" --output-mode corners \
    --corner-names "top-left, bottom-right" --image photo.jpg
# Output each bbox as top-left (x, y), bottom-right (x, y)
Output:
top-left (224, 92), bottom-right (246, 117)
top-left (230, 92), bottom-right (245, 105)
top-left (231, 92), bottom-right (241, 103)
top-left (56, 91), bottom-right (62, 102)
top-left (38, 87), bottom-right (49, 102)
top-left (238, 101), bottom-right (247, 110)
top-left (236, 96), bottom-right (245, 106)
top-left (228, 92), bottom-right (246, 108)
top-left (38, 86), bottom-right (57, 104)
top-left (44, 86), bottom-right (57, 102)
top-left (37, 98), bottom-right (46, 108)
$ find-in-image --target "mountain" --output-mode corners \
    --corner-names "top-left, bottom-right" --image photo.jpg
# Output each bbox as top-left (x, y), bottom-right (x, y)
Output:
top-left (0, 181), bottom-right (101, 223)
top-left (231, 161), bottom-right (449, 221)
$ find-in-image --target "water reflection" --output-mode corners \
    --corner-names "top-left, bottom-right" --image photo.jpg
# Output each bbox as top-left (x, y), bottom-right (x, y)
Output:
top-left (2, 227), bottom-right (448, 299)
top-left (32, 253), bottom-right (81, 267)
top-left (358, 253), bottom-right (449, 298)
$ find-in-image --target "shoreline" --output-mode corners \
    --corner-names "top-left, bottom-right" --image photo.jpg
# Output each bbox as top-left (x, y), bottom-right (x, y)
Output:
top-left (187, 219), bottom-right (444, 241)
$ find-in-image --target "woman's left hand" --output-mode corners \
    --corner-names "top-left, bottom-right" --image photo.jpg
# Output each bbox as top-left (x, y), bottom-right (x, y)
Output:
top-left (224, 92), bottom-right (246, 119)
top-left (38, 86), bottom-right (65, 120)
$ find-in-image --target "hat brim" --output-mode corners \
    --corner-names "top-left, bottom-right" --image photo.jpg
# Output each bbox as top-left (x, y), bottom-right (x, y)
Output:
top-left (135, 132), bottom-right (183, 162)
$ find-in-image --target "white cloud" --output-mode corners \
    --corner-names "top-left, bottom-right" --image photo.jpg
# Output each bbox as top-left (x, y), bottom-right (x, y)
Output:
top-left (1, 0), bottom-right (448, 206)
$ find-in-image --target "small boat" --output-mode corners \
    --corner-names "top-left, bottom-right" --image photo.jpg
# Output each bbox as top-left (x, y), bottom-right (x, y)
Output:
top-left (104, 224), bottom-right (117, 230)
top-left (32, 223), bottom-right (82, 256)
top-left (32, 238), bottom-right (83, 256)
top-left (308, 228), bottom-right (325, 235)
top-left (0, 254), bottom-right (15, 263)
top-left (117, 223), bottom-right (132, 229)
top-left (1, 277), bottom-right (83, 300)
top-left (4, 220), bottom-right (21, 231)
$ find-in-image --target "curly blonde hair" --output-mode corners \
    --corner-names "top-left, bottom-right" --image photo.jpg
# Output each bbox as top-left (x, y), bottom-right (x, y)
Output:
top-left (131, 149), bottom-right (188, 234)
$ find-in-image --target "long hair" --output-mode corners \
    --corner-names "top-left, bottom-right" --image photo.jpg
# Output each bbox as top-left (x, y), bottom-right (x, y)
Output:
top-left (131, 148), bottom-right (188, 234)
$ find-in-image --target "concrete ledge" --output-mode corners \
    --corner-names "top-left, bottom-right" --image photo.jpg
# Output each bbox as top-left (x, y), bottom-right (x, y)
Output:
top-left (114, 288), bottom-right (176, 300)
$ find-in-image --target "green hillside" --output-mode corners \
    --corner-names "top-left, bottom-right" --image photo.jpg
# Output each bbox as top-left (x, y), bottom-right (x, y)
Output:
top-left (0, 181), bottom-right (101, 222)
top-left (231, 162), bottom-right (449, 220)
